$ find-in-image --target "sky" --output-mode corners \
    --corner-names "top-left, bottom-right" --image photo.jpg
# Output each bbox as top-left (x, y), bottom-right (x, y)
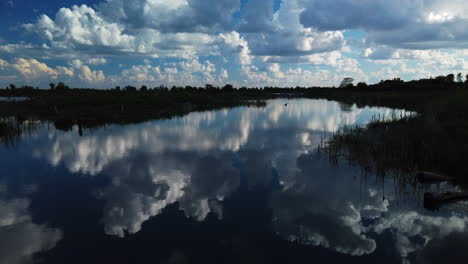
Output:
top-left (1, 0), bottom-right (468, 88)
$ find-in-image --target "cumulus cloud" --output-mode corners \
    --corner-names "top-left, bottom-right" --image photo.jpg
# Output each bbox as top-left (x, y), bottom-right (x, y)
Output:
top-left (219, 32), bottom-right (252, 65)
top-left (21, 4), bottom-right (221, 60)
top-left (98, 0), bottom-right (240, 33)
top-left (14, 0), bottom-right (346, 69)
top-left (300, 0), bottom-right (468, 50)
top-left (108, 58), bottom-right (226, 87)
top-left (3, 0), bottom-right (468, 88)
top-left (11, 58), bottom-right (60, 79)
top-left (25, 5), bottom-right (135, 50)
top-left (244, 0), bottom-right (345, 57)
top-left (300, 0), bottom-right (414, 31)
top-left (0, 57), bottom-right (111, 87)
top-left (0, 59), bottom-right (8, 70)
top-left (237, 0), bottom-right (276, 33)
top-left (0, 58), bottom-right (76, 86)
top-left (78, 65), bottom-right (105, 83)
top-left (87, 58), bottom-right (107, 65)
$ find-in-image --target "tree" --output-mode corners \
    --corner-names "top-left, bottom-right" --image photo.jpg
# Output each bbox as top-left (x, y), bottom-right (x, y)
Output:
top-left (125, 85), bottom-right (137, 92)
top-left (356, 82), bottom-right (368, 88)
top-left (339, 78), bottom-right (354, 88)
top-left (205, 84), bottom-right (218, 91)
top-left (49, 83), bottom-right (56, 90)
top-left (115, 86), bottom-right (121, 91)
top-left (56, 82), bottom-right (69, 90)
top-left (9, 84), bottom-right (16, 90)
top-left (222, 84), bottom-right (234, 91)
top-left (457, 73), bottom-right (463, 83)
top-left (446, 74), bottom-right (455, 84)
top-left (140, 85), bottom-right (148, 91)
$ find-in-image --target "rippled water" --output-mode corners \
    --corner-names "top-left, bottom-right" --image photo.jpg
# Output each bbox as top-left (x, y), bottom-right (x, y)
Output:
top-left (0, 99), bottom-right (466, 264)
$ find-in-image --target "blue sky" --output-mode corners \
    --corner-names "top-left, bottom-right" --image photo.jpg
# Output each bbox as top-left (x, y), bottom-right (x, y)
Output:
top-left (1, 0), bottom-right (468, 88)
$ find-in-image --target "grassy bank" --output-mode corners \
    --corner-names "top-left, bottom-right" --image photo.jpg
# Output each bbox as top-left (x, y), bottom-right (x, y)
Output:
top-left (315, 88), bottom-right (468, 185)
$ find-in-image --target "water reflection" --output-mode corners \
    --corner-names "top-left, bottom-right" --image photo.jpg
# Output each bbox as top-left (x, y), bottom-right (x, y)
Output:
top-left (0, 99), bottom-right (465, 264)
top-left (0, 97), bottom-right (30, 102)
top-left (0, 185), bottom-right (62, 264)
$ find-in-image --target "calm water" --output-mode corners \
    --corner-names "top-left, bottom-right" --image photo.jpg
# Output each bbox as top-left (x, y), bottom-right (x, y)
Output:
top-left (0, 96), bottom-right (30, 102)
top-left (0, 99), bottom-right (466, 264)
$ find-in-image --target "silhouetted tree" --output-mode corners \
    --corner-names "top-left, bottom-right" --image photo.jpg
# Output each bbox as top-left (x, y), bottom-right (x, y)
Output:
top-left (356, 82), bottom-right (368, 88)
top-left (125, 85), bottom-right (137, 92)
top-left (9, 84), bottom-right (16, 90)
top-left (49, 83), bottom-right (55, 90)
top-left (140, 85), bottom-right (148, 91)
top-left (339, 78), bottom-right (354, 88)
top-left (222, 84), bottom-right (234, 91)
top-left (115, 86), bottom-right (121, 91)
top-left (446, 74), bottom-right (455, 84)
top-left (205, 84), bottom-right (217, 91)
top-left (56, 82), bottom-right (69, 90)
top-left (457, 73), bottom-right (463, 83)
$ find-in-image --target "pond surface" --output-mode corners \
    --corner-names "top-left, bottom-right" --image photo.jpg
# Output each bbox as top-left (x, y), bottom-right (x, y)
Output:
top-left (0, 96), bottom-right (30, 102)
top-left (0, 99), bottom-right (466, 264)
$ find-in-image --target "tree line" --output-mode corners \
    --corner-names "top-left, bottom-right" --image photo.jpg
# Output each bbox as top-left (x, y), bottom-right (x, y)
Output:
top-left (3, 73), bottom-right (468, 93)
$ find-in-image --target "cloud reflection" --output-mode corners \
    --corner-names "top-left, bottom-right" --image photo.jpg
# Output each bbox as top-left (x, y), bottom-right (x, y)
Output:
top-left (0, 186), bottom-right (62, 264)
top-left (17, 99), bottom-right (454, 262)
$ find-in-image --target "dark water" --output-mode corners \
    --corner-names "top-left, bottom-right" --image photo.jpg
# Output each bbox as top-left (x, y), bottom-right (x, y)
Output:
top-left (0, 99), bottom-right (466, 264)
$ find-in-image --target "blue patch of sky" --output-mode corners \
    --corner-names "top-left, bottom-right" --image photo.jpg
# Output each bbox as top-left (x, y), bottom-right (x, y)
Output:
top-left (343, 29), bottom-right (367, 39)
top-left (273, 0), bottom-right (282, 12)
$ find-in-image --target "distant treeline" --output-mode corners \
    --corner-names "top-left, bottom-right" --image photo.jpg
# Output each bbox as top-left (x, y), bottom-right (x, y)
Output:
top-left (350, 73), bottom-right (468, 90)
top-left (2, 73), bottom-right (468, 94)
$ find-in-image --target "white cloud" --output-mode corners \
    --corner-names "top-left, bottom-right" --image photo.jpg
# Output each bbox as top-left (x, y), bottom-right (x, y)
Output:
top-left (25, 5), bottom-right (135, 49)
top-left (0, 59), bottom-right (8, 70)
top-left (79, 65), bottom-right (105, 83)
top-left (11, 58), bottom-right (60, 79)
top-left (244, 0), bottom-right (345, 57)
top-left (219, 32), bottom-right (252, 65)
top-left (299, 0), bottom-right (468, 50)
top-left (268, 63), bottom-right (284, 78)
top-left (3, 0), bottom-right (468, 87)
top-left (98, 0), bottom-right (240, 33)
top-left (21, 4), bottom-right (221, 60)
top-left (87, 58), bottom-right (107, 65)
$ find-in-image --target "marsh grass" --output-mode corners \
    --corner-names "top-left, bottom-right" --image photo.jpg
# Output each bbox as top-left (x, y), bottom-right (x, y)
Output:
top-left (320, 108), bottom-right (468, 186)
top-left (0, 117), bottom-right (40, 147)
